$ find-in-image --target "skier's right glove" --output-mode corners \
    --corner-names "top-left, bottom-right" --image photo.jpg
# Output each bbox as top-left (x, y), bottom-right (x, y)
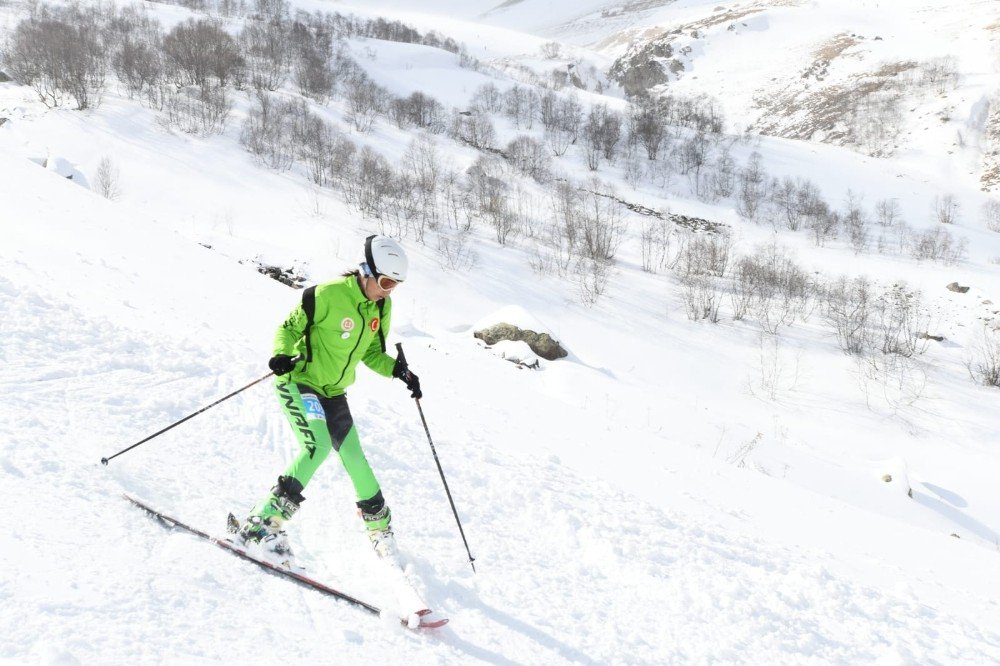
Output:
top-left (268, 354), bottom-right (297, 376)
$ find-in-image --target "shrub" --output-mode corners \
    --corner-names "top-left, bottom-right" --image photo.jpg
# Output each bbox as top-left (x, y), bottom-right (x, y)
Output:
top-left (449, 111), bottom-right (496, 150)
top-left (680, 274), bottom-right (722, 322)
top-left (240, 93), bottom-right (300, 170)
top-left (159, 82), bottom-right (231, 135)
top-left (907, 226), bottom-right (967, 264)
top-left (389, 91), bottom-right (445, 131)
top-left (731, 243), bottom-right (813, 333)
top-left (933, 194), bottom-right (960, 225)
top-left (982, 200), bottom-right (1000, 233)
top-left (676, 230), bottom-right (732, 278)
top-left (967, 327), bottom-right (1000, 388)
top-left (579, 180), bottom-right (626, 262)
top-left (3, 7), bottom-right (108, 109)
top-left (822, 276), bottom-right (874, 355)
top-left (736, 152), bottom-right (767, 222)
top-left (346, 75), bottom-right (388, 133)
top-left (640, 218), bottom-right (672, 273)
top-left (505, 135), bottom-right (552, 182)
top-left (240, 19), bottom-right (291, 91)
top-left (93, 156), bottom-right (121, 200)
top-left (163, 18), bottom-right (243, 88)
top-left (107, 6), bottom-right (164, 100)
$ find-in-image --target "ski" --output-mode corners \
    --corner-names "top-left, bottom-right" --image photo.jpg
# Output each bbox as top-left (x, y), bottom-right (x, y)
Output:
top-left (123, 494), bottom-right (448, 630)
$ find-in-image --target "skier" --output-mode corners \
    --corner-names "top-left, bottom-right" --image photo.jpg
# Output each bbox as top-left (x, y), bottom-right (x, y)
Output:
top-left (235, 235), bottom-right (422, 562)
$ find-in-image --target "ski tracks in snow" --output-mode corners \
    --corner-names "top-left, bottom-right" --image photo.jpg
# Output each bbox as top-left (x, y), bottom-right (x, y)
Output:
top-left (3, 272), bottom-right (1000, 663)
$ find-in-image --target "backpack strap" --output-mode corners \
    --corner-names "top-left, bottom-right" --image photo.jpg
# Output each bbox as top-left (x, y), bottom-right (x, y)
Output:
top-left (376, 297), bottom-right (386, 353)
top-left (302, 285), bottom-right (317, 364)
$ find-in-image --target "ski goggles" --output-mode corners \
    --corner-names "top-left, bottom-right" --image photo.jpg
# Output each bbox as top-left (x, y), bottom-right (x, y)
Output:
top-left (376, 275), bottom-right (399, 291)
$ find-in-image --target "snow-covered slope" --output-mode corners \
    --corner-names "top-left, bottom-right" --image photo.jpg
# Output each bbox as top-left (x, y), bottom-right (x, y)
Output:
top-left (2, 0), bottom-right (1000, 662)
top-left (351, 0), bottom-right (1000, 190)
top-left (3, 142), bottom-right (999, 662)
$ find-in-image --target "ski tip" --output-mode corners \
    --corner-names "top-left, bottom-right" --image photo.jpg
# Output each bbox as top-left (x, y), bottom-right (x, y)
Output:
top-left (409, 609), bottom-right (449, 630)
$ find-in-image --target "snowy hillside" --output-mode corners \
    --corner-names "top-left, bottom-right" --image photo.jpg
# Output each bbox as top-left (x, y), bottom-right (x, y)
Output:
top-left (349, 0), bottom-right (1000, 190)
top-left (2, 0), bottom-right (1000, 663)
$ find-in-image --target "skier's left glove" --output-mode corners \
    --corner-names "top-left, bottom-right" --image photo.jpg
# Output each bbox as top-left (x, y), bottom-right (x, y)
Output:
top-left (393, 357), bottom-right (423, 399)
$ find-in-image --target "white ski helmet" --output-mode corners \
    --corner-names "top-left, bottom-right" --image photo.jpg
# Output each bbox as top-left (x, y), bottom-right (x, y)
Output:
top-left (364, 235), bottom-right (408, 282)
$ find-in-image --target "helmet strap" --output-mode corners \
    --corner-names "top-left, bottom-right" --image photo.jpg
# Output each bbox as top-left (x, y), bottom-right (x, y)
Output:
top-left (364, 234), bottom-right (379, 276)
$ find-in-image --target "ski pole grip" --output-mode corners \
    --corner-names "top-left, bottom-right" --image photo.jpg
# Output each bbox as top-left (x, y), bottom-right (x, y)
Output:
top-left (395, 342), bottom-right (406, 364)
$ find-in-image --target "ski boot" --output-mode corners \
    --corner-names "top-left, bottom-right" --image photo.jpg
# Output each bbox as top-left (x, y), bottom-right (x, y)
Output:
top-left (367, 526), bottom-right (399, 562)
top-left (357, 491), bottom-right (398, 563)
top-left (232, 475), bottom-right (305, 556)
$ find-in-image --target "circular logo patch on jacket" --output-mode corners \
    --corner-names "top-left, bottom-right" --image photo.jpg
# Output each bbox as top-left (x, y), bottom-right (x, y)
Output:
top-left (370, 318), bottom-right (380, 332)
top-left (341, 317), bottom-right (355, 331)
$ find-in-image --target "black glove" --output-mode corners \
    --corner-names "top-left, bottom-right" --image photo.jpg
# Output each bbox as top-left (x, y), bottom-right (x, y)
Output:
top-left (269, 354), bottom-right (297, 376)
top-left (392, 357), bottom-right (422, 399)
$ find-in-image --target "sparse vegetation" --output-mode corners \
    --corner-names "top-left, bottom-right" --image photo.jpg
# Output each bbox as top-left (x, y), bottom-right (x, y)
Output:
top-left (93, 156), bottom-right (121, 200)
top-left (967, 327), bottom-right (1000, 388)
top-left (982, 200), bottom-right (1000, 232)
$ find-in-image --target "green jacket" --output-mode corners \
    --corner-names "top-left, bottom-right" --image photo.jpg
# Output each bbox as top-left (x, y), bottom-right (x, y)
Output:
top-left (273, 275), bottom-right (396, 397)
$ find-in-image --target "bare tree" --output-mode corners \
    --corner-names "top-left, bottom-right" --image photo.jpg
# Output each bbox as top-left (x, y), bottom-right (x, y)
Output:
top-left (390, 91), bottom-right (445, 131)
top-left (629, 100), bottom-right (667, 160)
top-left (681, 274), bottom-right (722, 322)
top-left (731, 243), bottom-right (812, 333)
top-left (3, 8), bottom-right (109, 110)
top-left (240, 19), bottom-right (291, 91)
top-left (164, 18), bottom-right (243, 88)
top-left (401, 134), bottom-right (442, 240)
top-left (502, 85), bottom-right (536, 129)
top-left (593, 105), bottom-right (623, 163)
top-left (966, 326), bottom-right (1000, 388)
top-left (292, 20), bottom-right (336, 102)
top-left (875, 198), bottom-right (901, 227)
top-left (470, 83), bottom-right (502, 114)
top-left (344, 146), bottom-right (396, 226)
top-left (435, 228), bottom-right (478, 271)
top-left (540, 41), bottom-right (562, 59)
top-left (982, 199), bottom-right (1000, 233)
top-left (843, 190), bottom-right (871, 254)
top-left (107, 6), bottom-right (163, 100)
top-left (676, 132), bottom-right (712, 195)
top-left (871, 283), bottom-right (929, 358)
top-left (710, 146), bottom-right (737, 199)
top-left (93, 156), bottom-right (121, 200)
top-left (579, 180), bottom-right (626, 262)
top-left (346, 75), bottom-right (387, 133)
top-left (933, 194), bottom-right (960, 225)
top-left (240, 92), bottom-right (297, 169)
top-left (908, 226), bottom-right (968, 265)
top-left (505, 135), bottom-right (552, 183)
top-left (640, 218), bottom-right (672, 273)
top-left (449, 111), bottom-right (496, 150)
top-left (466, 156), bottom-right (508, 224)
top-left (822, 276), bottom-right (874, 355)
top-left (547, 181), bottom-right (582, 269)
top-left (736, 152), bottom-right (767, 222)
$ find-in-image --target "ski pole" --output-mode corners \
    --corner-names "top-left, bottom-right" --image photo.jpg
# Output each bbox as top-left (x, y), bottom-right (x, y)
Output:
top-left (396, 343), bottom-right (476, 573)
top-left (100, 356), bottom-right (301, 466)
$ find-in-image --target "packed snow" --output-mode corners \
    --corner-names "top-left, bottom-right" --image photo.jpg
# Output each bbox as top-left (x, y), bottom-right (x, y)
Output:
top-left (2, 0), bottom-right (1000, 663)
